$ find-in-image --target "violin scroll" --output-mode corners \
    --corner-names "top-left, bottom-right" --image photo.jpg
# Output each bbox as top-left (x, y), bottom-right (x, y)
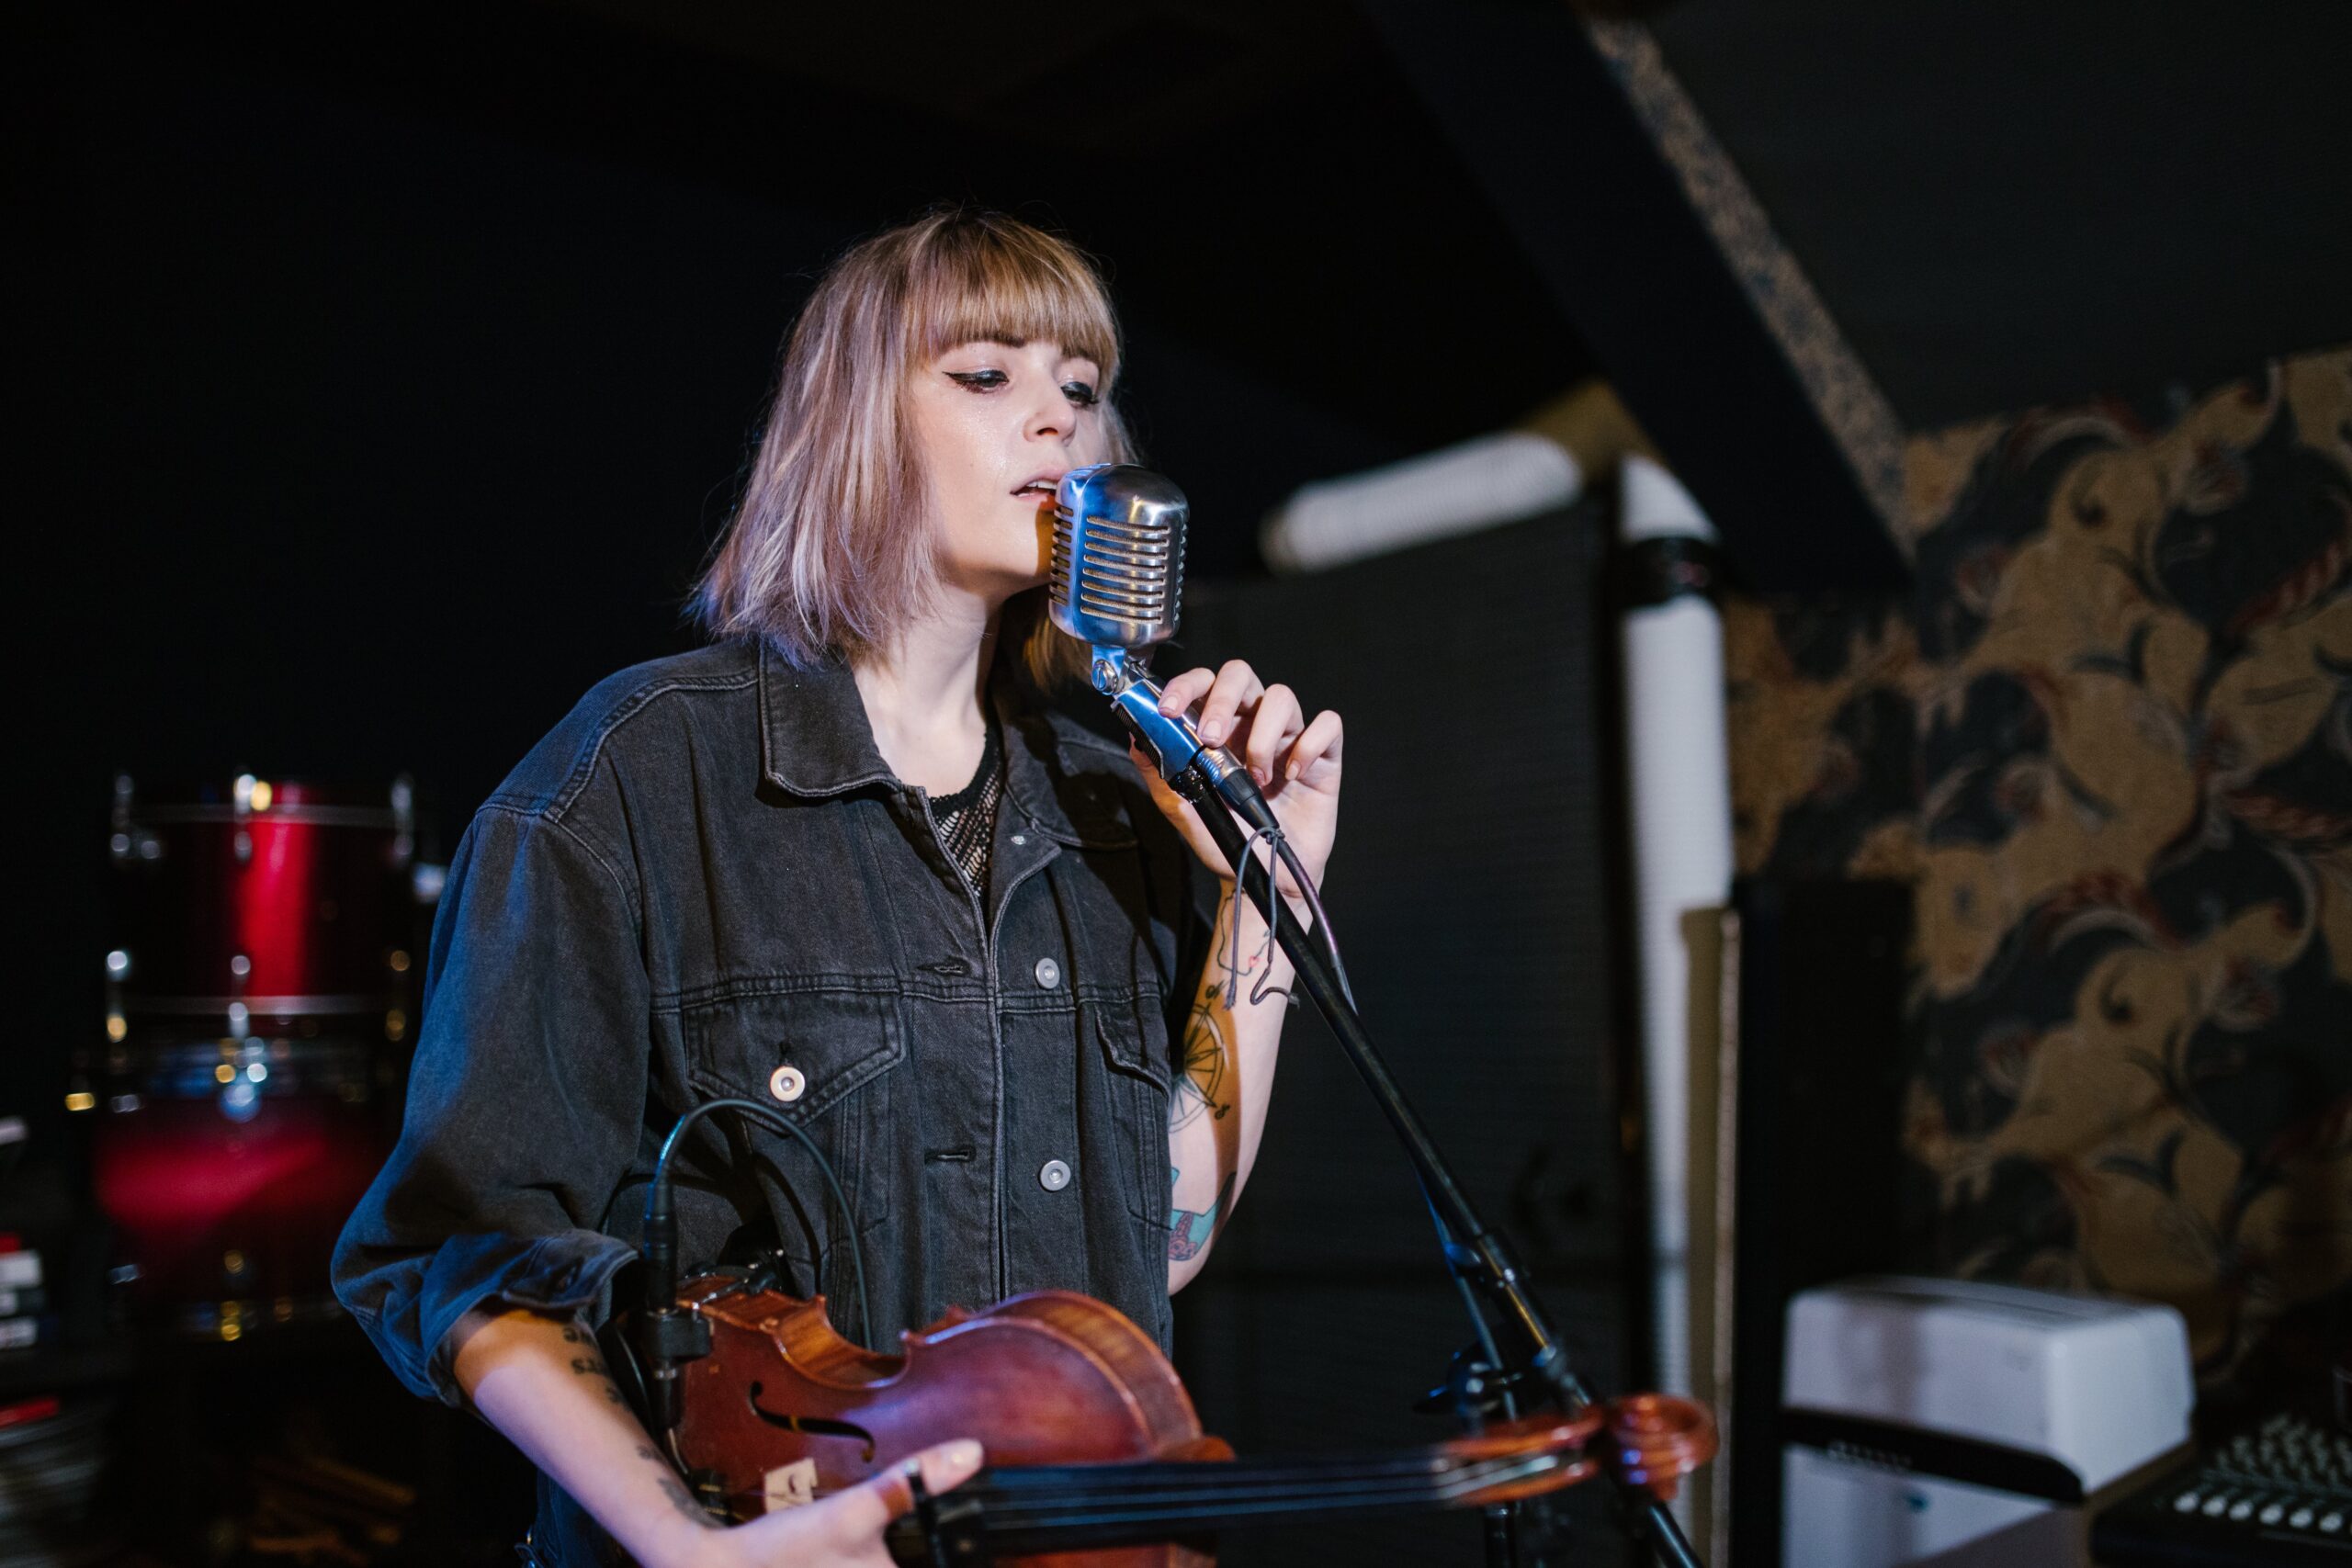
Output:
top-left (1597, 1393), bottom-right (1717, 1501)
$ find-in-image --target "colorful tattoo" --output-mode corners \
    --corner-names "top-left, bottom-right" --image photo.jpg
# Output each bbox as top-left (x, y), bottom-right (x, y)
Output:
top-left (1168, 1168), bottom-right (1236, 1262)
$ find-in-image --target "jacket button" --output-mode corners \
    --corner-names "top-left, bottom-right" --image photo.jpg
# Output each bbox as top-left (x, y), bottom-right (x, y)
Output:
top-left (1034, 957), bottom-right (1061, 989)
top-left (768, 1065), bottom-right (807, 1103)
top-left (1038, 1159), bottom-right (1072, 1192)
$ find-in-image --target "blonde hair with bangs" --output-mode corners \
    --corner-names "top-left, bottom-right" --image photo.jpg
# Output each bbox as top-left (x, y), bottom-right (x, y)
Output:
top-left (697, 209), bottom-right (1134, 686)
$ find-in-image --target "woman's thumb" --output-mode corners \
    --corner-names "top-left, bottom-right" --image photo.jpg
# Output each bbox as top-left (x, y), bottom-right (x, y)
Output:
top-left (872, 1438), bottom-right (985, 1521)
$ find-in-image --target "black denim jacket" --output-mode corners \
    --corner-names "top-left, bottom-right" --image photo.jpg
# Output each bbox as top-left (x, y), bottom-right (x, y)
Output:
top-left (332, 638), bottom-right (1211, 1563)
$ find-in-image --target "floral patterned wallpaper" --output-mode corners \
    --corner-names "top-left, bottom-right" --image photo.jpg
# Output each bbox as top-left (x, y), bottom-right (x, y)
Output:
top-left (1724, 347), bottom-right (2352, 1379)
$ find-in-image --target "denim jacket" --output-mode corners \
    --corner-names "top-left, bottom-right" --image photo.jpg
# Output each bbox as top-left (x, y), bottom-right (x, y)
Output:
top-left (332, 637), bottom-right (1211, 1562)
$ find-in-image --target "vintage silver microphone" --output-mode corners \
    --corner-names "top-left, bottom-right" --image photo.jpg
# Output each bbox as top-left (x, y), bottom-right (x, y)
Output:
top-left (1049, 464), bottom-right (1276, 833)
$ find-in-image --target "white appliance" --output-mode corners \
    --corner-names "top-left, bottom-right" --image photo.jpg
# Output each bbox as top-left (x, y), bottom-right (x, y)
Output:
top-left (1782, 1276), bottom-right (2192, 1566)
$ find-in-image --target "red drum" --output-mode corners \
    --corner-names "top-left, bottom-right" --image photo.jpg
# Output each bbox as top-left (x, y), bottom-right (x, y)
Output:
top-left (109, 774), bottom-right (420, 1035)
top-left (84, 1035), bottom-right (390, 1337)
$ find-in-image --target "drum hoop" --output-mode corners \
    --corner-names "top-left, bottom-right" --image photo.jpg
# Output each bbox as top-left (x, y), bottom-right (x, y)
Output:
top-left (118, 993), bottom-right (396, 1016)
top-left (131, 804), bottom-right (404, 829)
top-left (103, 1039), bottom-right (375, 1061)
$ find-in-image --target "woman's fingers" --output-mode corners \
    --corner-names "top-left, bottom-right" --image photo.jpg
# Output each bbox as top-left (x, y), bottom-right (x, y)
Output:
top-left (823, 1438), bottom-right (987, 1544)
top-left (1154, 666), bottom-right (1217, 721)
top-left (1158, 661), bottom-right (1280, 750)
top-left (1242, 683), bottom-right (1302, 781)
top-left (1193, 660), bottom-right (1263, 748)
top-left (1126, 741), bottom-right (1181, 808)
top-left (1283, 709), bottom-right (1344, 782)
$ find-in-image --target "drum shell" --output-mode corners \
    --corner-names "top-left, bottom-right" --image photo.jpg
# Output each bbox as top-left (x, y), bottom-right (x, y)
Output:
top-left (86, 1036), bottom-right (391, 1330)
top-left (111, 779), bottom-right (415, 1016)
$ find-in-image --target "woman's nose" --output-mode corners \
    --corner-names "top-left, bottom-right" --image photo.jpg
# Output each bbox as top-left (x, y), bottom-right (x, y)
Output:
top-left (1026, 388), bottom-right (1080, 442)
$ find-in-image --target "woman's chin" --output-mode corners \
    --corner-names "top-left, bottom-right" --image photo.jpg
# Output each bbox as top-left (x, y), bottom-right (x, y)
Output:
top-left (940, 559), bottom-right (1049, 608)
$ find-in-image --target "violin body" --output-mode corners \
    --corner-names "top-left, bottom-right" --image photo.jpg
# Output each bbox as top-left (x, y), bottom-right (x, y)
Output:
top-left (676, 1278), bottom-right (1224, 1566)
top-left (671, 1276), bottom-right (1713, 1566)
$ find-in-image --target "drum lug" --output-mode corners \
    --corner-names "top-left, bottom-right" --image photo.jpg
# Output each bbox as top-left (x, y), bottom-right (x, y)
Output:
top-left (110, 829), bottom-right (161, 863)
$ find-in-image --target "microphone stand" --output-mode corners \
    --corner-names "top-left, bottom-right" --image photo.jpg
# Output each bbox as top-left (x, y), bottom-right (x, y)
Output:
top-left (1112, 676), bottom-right (1702, 1568)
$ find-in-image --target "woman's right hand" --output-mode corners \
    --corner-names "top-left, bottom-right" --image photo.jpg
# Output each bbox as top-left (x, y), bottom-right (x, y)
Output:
top-left (673, 1439), bottom-right (985, 1568)
top-left (454, 1306), bottom-right (984, 1568)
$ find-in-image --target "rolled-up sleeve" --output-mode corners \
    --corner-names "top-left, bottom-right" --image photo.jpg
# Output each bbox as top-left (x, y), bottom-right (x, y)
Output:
top-left (333, 803), bottom-right (649, 1404)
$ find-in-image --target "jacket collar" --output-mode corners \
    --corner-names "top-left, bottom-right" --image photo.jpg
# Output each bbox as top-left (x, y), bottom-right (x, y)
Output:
top-left (755, 640), bottom-right (1128, 849)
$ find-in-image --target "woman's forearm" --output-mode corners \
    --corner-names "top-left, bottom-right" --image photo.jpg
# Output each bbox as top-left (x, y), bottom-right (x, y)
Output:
top-left (1165, 878), bottom-right (1294, 1292)
top-left (451, 1307), bottom-right (719, 1568)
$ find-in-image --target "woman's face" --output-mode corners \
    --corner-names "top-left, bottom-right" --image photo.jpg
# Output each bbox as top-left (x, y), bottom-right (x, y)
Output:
top-left (906, 335), bottom-right (1112, 603)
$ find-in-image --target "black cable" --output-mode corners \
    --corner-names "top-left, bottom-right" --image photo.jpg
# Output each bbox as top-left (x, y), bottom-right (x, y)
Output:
top-left (1272, 833), bottom-right (1355, 1011)
top-left (646, 1095), bottom-right (873, 1350)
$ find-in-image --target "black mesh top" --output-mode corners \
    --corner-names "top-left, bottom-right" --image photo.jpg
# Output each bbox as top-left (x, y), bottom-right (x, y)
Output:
top-left (930, 718), bottom-right (1005, 897)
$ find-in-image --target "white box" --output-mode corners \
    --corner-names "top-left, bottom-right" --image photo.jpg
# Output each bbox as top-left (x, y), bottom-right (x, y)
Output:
top-left (1782, 1275), bottom-right (2191, 1567)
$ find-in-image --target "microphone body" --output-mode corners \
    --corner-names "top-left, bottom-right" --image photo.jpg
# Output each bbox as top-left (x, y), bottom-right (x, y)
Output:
top-left (1050, 465), bottom-right (1278, 836)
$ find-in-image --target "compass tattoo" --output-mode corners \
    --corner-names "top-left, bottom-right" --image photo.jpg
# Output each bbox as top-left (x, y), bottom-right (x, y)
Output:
top-left (1170, 996), bottom-right (1232, 1133)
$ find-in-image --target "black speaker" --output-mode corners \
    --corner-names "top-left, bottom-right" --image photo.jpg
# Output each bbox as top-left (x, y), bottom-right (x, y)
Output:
top-left (1727, 876), bottom-right (1921, 1568)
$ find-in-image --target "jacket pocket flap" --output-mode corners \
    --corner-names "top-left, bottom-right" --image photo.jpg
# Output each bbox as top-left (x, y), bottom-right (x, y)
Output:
top-left (1091, 992), bottom-right (1170, 1092)
top-left (683, 987), bottom-right (903, 1122)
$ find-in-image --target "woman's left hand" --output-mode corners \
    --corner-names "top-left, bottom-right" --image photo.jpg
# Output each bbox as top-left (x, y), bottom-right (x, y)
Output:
top-left (1126, 659), bottom-right (1341, 897)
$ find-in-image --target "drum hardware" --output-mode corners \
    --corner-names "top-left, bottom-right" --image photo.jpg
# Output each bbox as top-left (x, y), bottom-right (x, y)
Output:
top-left (91, 775), bottom-right (434, 1340)
top-left (75, 1032), bottom-right (390, 1338)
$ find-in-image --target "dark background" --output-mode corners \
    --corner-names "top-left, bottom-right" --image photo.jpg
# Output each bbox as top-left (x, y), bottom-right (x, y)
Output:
top-left (14, 0), bottom-right (1596, 1110)
top-left (13, 0), bottom-right (2349, 1562)
top-left (14, 6), bottom-right (1617, 1560)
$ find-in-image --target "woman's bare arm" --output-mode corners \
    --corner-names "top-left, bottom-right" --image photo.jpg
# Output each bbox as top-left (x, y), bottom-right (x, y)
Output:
top-left (453, 1307), bottom-right (723, 1565)
top-left (1139, 658), bottom-right (1344, 1294)
top-left (451, 1306), bottom-right (980, 1568)
top-left (1165, 881), bottom-right (1291, 1292)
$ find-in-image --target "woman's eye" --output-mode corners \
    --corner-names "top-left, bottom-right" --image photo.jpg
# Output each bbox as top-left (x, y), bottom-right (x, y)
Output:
top-left (1061, 381), bottom-right (1100, 408)
top-left (947, 369), bottom-right (1007, 391)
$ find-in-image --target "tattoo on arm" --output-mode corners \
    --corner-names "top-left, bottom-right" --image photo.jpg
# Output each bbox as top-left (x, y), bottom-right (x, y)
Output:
top-left (1170, 998), bottom-right (1232, 1132)
top-left (636, 1446), bottom-right (712, 1526)
top-left (1168, 1168), bottom-right (1236, 1262)
top-left (553, 1324), bottom-right (629, 1403)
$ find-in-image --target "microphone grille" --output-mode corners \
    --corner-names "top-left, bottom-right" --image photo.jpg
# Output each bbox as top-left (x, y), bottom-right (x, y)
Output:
top-left (1050, 465), bottom-right (1188, 649)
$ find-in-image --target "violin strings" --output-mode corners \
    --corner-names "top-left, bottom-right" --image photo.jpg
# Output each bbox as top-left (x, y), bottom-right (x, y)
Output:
top-left (950, 1450), bottom-right (1565, 1531)
top-left (962, 1455), bottom-right (1566, 1540)
top-left (815, 1453), bottom-right (1525, 1519)
top-left (970, 1451), bottom-right (1463, 1509)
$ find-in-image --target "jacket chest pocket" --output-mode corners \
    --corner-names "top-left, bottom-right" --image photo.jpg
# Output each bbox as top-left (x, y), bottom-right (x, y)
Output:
top-left (681, 988), bottom-right (903, 1253)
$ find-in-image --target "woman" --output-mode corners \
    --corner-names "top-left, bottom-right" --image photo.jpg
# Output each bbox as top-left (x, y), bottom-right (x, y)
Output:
top-left (333, 209), bottom-right (1342, 1567)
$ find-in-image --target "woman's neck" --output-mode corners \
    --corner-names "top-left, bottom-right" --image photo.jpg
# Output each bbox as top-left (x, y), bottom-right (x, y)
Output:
top-left (853, 603), bottom-right (1000, 796)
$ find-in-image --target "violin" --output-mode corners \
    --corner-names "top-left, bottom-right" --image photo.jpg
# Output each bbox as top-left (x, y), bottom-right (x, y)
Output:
top-left (664, 1276), bottom-right (1714, 1565)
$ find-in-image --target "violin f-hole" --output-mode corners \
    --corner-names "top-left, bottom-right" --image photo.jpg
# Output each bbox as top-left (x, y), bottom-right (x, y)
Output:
top-left (746, 1382), bottom-right (877, 1461)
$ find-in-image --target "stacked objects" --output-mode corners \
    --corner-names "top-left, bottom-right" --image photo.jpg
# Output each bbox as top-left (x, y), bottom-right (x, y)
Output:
top-left (1781, 1276), bottom-right (2193, 1567)
top-left (73, 774), bottom-right (430, 1338)
top-left (0, 1234), bottom-right (43, 1355)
